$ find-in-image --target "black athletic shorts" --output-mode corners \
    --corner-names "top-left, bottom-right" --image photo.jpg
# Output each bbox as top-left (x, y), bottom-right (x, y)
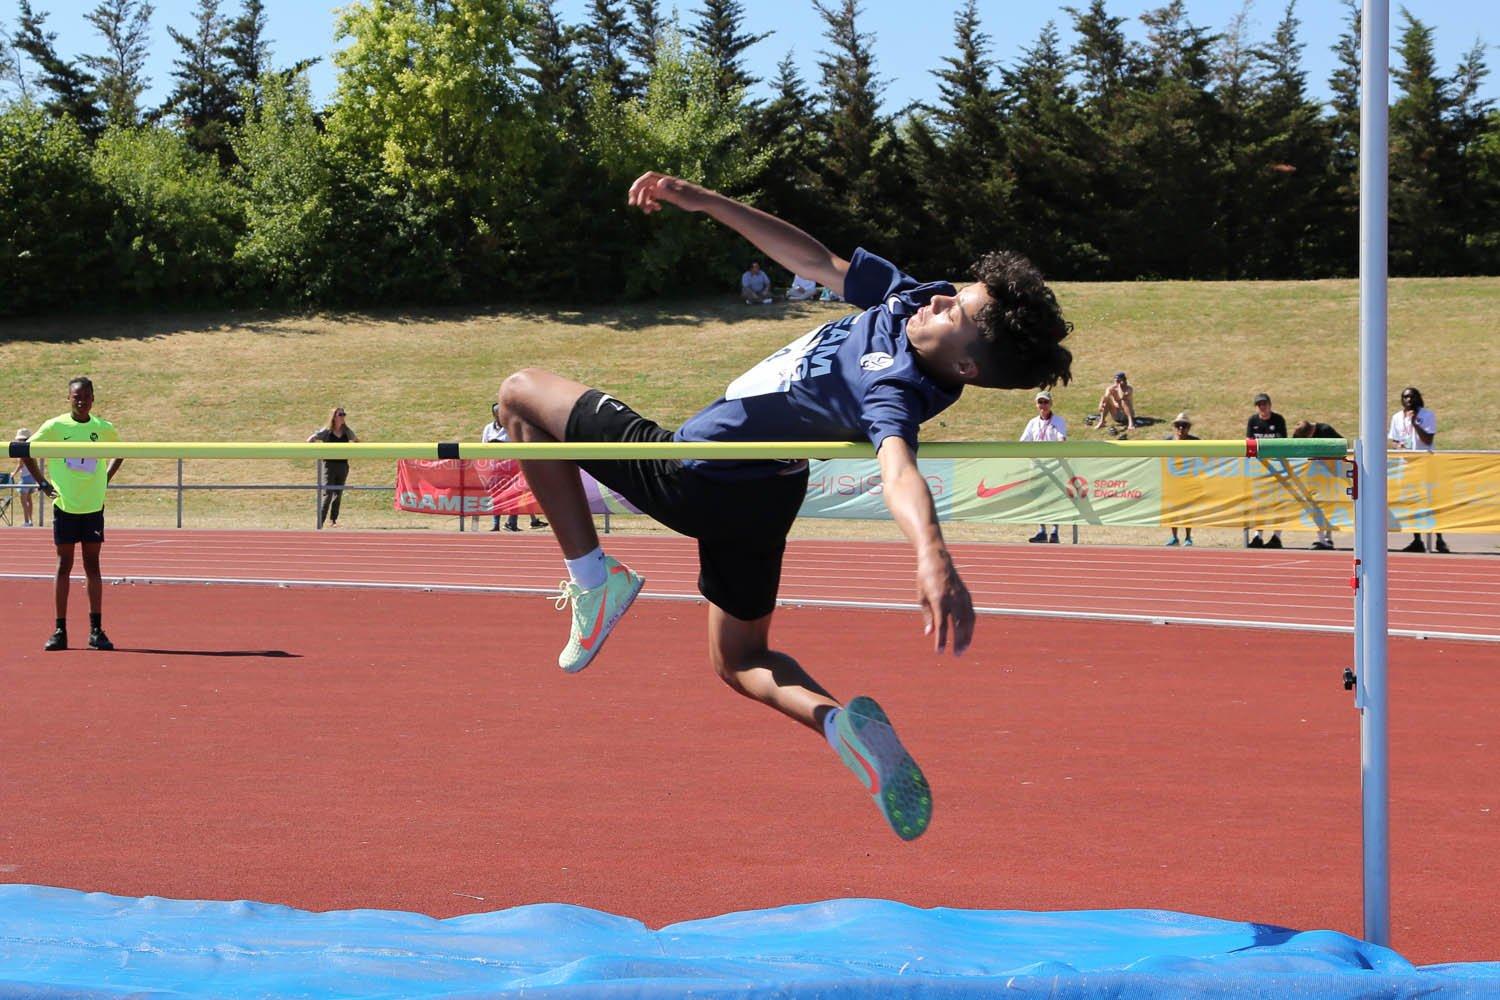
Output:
top-left (565, 389), bottom-right (808, 621)
top-left (53, 506), bottom-right (105, 546)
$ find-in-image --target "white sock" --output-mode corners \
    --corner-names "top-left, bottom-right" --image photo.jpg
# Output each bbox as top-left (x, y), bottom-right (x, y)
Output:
top-left (822, 707), bottom-right (842, 750)
top-left (565, 547), bottom-right (608, 590)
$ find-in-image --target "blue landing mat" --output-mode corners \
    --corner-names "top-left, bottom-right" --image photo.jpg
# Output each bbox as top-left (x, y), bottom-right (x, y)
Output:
top-left (1, 885), bottom-right (1497, 998)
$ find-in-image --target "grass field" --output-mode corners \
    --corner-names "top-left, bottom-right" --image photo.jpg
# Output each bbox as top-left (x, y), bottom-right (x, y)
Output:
top-left (3, 277), bottom-right (1497, 545)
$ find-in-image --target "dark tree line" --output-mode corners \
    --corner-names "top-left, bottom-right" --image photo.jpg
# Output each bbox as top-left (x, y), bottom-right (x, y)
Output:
top-left (3, 0), bottom-right (1498, 315)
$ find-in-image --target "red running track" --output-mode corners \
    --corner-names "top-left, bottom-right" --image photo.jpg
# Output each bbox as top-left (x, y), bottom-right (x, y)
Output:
top-left (3, 528), bottom-right (1500, 640)
top-left (1, 579), bottom-right (1496, 966)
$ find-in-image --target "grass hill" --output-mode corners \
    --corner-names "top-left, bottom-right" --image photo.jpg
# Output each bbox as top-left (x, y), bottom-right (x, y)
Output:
top-left (3, 277), bottom-right (1496, 542)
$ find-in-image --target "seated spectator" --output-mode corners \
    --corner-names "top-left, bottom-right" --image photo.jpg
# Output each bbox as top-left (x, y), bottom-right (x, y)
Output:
top-left (1020, 390), bottom-right (1066, 544)
top-left (1389, 386), bottom-right (1448, 553)
top-left (1094, 372), bottom-right (1137, 435)
top-left (1164, 412), bottom-right (1198, 547)
top-left (740, 260), bottom-right (772, 304)
top-left (1246, 392), bottom-right (1286, 549)
top-left (786, 274), bottom-right (818, 301)
top-left (1292, 419), bottom-right (1342, 550)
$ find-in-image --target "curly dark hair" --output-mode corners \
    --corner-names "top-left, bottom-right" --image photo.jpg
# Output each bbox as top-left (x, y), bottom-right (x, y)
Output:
top-left (966, 251), bottom-right (1073, 390)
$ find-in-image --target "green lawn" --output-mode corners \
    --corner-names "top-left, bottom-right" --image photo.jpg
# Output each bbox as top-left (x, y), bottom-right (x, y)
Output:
top-left (3, 278), bottom-right (1496, 541)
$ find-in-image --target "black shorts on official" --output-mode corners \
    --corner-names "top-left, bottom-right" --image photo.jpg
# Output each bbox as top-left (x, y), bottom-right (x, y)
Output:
top-left (565, 389), bottom-right (807, 621)
top-left (53, 506), bottom-right (105, 546)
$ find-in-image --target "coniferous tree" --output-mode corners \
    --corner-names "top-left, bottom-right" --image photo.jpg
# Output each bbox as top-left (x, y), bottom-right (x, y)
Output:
top-left (686, 0), bottom-right (768, 100)
top-left (579, 0), bottom-right (633, 102)
top-left (1, 17), bottom-right (31, 100)
top-left (520, 0), bottom-right (581, 125)
top-left (750, 51), bottom-right (827, 235)
top-left (907, 0), bottom-right (1009, 274)
top-left (625, 0), bottom-right (664, 85)
top-left (164, 0), bottom-right (237, 163)
top-left (1003, 21), bottom-right (1101, 274)
top-left (1066, 0), bottom-right (1134, 112)
top-left (812, 0), bottom-right (890, 251)
top-left (1064, 0), bottom-right (1134, 276)
top-left (83, 0), bottom-right (153, 127)
top-left (1123, 1), bottom-right (1222, 276)
top-left (12, 0), bottom-right (104, 135)
top-left (1249, 0), bottom-right (1341, 276)
top-left (1389, 10), bottom-right (1455, 274)
top-left (1447, 38), bottom-right (1497, 271)
top-left (223, 0), bottom-right (268, 121)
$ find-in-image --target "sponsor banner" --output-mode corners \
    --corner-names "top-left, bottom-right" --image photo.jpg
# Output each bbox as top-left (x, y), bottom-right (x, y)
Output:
top-left (1160, 456), bottom-right (1350, 531)
top-left (398, 453), bottom-right (1500, 531)
top-left (951, 457), bottom-right (1160, 525)
top-left (393, 460), bottom-right (639, 516)
top-left (800, 459), bottom-right (955, 520)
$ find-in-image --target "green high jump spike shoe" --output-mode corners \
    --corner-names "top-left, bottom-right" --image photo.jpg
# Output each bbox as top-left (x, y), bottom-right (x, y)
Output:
top-left (834, 696), bottom-right (933, 841)
top-left (554, 556), bottom-right (645, 673)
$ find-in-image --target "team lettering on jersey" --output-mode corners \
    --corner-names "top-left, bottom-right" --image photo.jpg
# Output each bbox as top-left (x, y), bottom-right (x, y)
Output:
top-left (725, 324), bottom-right (852, 401)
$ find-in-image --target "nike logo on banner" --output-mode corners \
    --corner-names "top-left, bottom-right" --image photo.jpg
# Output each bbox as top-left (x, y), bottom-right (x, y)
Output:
top-left (840, 735), bottom-right (881, 794)
top-left (976, 478), bottom-right (1029, 498)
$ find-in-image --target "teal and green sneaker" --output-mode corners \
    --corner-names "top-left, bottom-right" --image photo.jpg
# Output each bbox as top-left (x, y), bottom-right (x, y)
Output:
top-left (554, 556), bottom-right (645, 673)
top-left (833, 696), bottom-right (933, 840)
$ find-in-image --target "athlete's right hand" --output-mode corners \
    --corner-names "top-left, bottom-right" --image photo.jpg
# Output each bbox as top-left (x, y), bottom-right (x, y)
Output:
top-left (39, 479), bottom-right (56, 499)
top-left (627, 172), bottom-right (706, 215)
top-left (916, 550), bottom-right (975, 657)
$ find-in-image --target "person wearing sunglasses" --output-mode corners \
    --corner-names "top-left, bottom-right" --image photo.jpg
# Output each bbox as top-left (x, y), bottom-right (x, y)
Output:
top-left (1388, 387), bottom-right (1448, 553)
top-left (308, 406), bottom-right (358, 528)
top-left (1164, 412), bottom-right (1198, 546)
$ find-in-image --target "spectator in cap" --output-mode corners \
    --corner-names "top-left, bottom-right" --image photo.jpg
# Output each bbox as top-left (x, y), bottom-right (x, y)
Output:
top-left (1020, 390), bottom-right (1067, 543)
top-left (1245, 392), bottom-right (1287, 548)
top-left (9, 428), bottom-right (38, 527)
top-left (1164, 412), bottom-right (1198, 546)
top-left (1094, 371), bottom-right (1136, 435)
top-left (1389, 387), bottom-right (1448, 553)
top-left (1293, 420), bottom-right (1343, 550)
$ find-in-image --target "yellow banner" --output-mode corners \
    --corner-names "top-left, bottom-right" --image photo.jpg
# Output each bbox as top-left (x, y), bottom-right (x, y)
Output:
top-left (799, 452), bottom-right (1500, 531)
top-left (1154, 453), bottom-right (1499, 532)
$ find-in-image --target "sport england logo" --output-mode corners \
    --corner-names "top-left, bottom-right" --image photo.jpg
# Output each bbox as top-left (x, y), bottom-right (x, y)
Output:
top-left (859, 352), bottom-right (894, 372)
top-left (1065, 476), bottom-right (1089, 499)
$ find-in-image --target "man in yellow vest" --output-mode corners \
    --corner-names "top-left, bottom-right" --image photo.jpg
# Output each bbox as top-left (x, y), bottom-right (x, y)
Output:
top-left (19, 376), bottom-right (123, 651)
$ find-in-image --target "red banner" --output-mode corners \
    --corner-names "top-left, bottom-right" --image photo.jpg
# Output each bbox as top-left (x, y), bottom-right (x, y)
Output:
top-left (394, 459), bottom-right (544, 516)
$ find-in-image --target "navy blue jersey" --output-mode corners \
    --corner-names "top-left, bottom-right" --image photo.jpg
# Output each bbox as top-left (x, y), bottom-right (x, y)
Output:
top-left (675, 248), bottom-right (964, 480)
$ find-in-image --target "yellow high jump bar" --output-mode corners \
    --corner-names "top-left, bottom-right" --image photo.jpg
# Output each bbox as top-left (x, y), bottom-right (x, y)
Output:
top-left (10, 439), bottom-right (1349, 461)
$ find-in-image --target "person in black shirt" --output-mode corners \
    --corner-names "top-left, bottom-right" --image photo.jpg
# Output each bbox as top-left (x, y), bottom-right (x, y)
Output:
top-left (1246, 392), bottom-right (1287, 548)
top-left (1293, 420), bottom-right (1343, 549)
top-left (307, 406), bottom-right (359, 528)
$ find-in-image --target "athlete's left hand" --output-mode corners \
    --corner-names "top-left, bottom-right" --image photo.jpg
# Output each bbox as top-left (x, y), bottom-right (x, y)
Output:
top-left (917, 551), bottom-right (974, 656)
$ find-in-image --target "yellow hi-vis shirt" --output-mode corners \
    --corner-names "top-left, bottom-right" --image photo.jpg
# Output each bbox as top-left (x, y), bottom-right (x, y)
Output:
top-left (30, 413), bottom-right (119, 514)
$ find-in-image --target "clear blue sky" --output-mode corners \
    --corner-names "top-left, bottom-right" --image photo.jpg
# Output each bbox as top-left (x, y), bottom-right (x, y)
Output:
top-left (16, 0), bottom-right (1500, 111)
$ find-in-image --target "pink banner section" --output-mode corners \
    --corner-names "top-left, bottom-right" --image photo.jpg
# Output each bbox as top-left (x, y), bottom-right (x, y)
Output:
top-left (394, 460), bottom-right (635, 516)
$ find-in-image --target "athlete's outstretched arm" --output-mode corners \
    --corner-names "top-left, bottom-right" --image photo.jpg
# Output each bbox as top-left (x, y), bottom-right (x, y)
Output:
top-left (876, 437), bottom-right (974, 656)
top-left (627, 172), bottom-right (850, 296)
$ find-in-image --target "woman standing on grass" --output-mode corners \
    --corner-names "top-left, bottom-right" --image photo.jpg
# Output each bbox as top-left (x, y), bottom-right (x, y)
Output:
top-left (308, 406), bottom-right (358, 528)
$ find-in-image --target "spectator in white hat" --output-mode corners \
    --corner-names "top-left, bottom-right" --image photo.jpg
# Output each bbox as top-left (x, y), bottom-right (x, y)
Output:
top-left (9, 428), bottom-right (37, 527)
top-left (1020, 390), bottom-right (1067, 543)
top-left (1164, 412), bottom-right (1198, 546)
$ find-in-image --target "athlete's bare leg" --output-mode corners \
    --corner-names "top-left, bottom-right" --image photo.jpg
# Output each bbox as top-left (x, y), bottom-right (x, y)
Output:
top-left (707, 604), bottom-right (840, 734)
top-left (498, 368), bottom-right (600, 559)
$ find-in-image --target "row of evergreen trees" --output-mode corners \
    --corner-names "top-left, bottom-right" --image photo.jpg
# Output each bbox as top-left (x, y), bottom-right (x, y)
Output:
top-left (2, 0), bottom-right (1497, 316)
